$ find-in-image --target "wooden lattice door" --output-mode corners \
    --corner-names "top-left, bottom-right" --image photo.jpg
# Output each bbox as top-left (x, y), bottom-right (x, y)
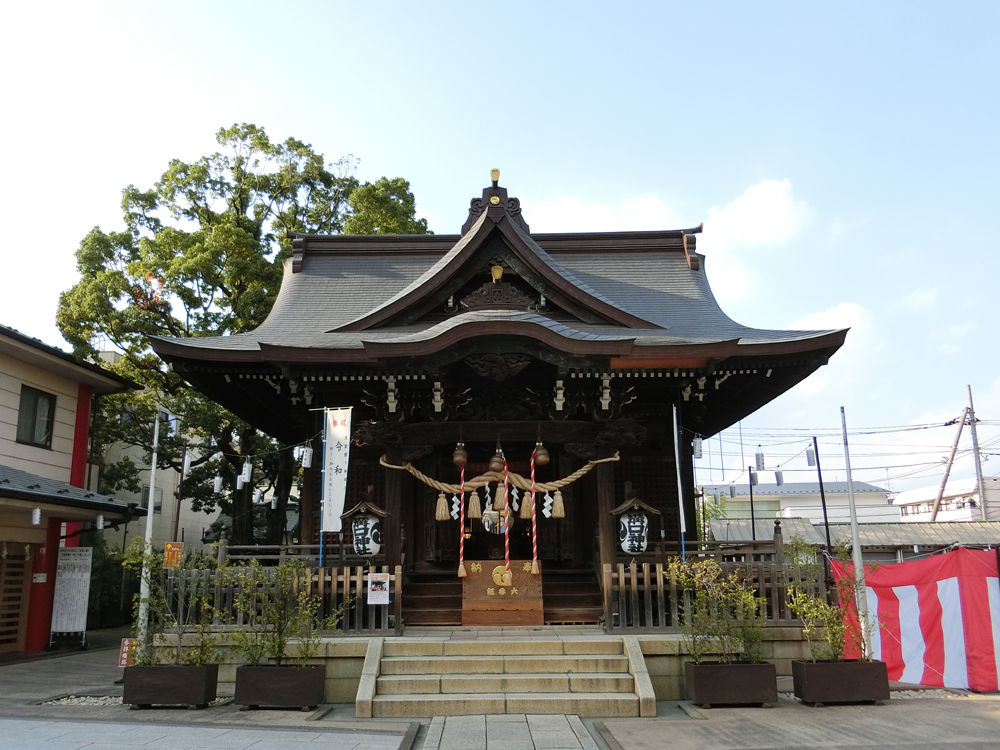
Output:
top-left (0, 545), bottom-right (31, 654)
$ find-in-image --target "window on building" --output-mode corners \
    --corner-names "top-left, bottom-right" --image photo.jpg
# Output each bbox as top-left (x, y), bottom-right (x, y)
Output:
top-left (16, 385), bottom-right (57, 449)
top-left (141, 485), bottom-right (163, 513)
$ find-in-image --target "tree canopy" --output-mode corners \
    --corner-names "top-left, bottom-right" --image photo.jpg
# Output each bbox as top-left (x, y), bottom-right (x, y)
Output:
top-left (58, 123), bottom-right (428, 545)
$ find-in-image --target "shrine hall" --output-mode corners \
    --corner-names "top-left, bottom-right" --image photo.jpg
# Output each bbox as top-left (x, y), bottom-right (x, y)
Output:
top-left (150, 171), bottom-right (845, 627)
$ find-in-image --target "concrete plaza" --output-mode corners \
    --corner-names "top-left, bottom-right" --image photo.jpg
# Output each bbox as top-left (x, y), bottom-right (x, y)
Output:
top-left (3, 637), bottom-right (1000, 750)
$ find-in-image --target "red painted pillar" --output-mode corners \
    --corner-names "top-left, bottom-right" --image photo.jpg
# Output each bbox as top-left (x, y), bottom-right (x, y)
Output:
top-left (64, 384), bottom-right (92, 548)
top-left (24, 518), bottom-right (62, 651)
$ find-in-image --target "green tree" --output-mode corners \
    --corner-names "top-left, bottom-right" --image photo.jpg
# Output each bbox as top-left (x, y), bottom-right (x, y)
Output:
top-left (344, 177), bottom-right (428, 234)
top-left (57, 124), bottom-right (427, 546)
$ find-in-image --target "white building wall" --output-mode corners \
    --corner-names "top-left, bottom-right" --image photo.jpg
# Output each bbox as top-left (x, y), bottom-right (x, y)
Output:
top-left (0, 352), bottom-right (78, 482)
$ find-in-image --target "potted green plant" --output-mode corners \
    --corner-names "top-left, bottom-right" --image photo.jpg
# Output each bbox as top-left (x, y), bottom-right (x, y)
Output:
top-left (229, 558), bottom-right (342, 710)
top-left (786, 538), bottom-right (889, 706)
top-left (122, 539), bottom-right (222, 709)
top-left (667, 557), bottom-right (777, 708)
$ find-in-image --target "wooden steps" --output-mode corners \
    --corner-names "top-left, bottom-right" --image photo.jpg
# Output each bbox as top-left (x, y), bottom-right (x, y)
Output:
top-left (367, 638), bottom-right (640, 718)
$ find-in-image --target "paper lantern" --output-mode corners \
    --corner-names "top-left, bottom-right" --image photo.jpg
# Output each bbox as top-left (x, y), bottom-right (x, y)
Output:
top-left (352, 514), bottom-right (382, 556)
top-left (618, 511), bottom-right (649, 554)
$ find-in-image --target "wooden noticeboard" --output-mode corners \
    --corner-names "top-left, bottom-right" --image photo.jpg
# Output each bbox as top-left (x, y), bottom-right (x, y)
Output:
top-left (461, 559), bottom-right (543, 626)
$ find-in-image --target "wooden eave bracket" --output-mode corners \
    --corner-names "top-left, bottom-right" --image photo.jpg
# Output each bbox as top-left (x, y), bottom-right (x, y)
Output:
top-left (683, 228), bottom-right (702, 271)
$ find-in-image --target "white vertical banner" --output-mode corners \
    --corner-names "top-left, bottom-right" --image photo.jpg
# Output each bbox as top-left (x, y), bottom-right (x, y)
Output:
top-left (322, 407), bottom-right (352, 532)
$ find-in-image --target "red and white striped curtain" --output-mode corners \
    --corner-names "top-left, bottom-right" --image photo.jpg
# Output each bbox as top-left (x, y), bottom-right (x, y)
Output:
top-left (833, 548), bottom-right (1000, 691)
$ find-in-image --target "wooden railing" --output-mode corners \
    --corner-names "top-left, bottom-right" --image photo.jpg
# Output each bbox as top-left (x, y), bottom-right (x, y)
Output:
top-left (223, 541), bottom-right (384, 567)
top-left (163, 565), bottom-right (402, 636)
top-left (602, 560), bottom-right (826, 634)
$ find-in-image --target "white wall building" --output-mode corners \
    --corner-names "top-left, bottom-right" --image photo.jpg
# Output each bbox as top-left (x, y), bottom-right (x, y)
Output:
top-left (702, 481), bottom-right (896, 524)
top-left (894, 475), bottom-right (1000, 523)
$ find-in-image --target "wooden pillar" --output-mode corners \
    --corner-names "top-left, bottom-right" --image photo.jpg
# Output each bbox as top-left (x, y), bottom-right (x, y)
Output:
top-left (300, 462), bottom-right (319, 545)
top-left (383, 447), bottom-right (403, 569)
top-left (595, 457), bottom-right (617, 571)
top-left (677, 412), bottom-right (697, 540)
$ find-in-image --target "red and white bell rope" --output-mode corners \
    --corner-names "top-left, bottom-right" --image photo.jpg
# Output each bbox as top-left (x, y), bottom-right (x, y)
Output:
top-left (503, 456), bottom-right (511, 585)
top-left (457, 464), bottom-right (466, 577)
top-left (530, 449), bottom-right (539, 575)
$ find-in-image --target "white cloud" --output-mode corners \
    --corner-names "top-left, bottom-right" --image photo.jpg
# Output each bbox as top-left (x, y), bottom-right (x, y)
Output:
top-left (521, 194), bottom-right (682, 233)
top-left (697, 179), bottom-right (813, 301)
top-left (702, 179), bottom-right (813, 249)
top-left (938, 344), bottom-right (963, 357)
top-left (904, 288), bottom-right (939, 308)
top-left (784, 302), bottom-right (872, 396)
top-left (948, 322), bottom-right (976, 338)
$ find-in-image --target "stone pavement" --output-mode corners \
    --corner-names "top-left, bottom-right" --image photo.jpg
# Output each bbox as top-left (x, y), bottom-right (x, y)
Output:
top-left (7, 632), bottom-right (1000, 750)
top-left (0, 718), bottom-right (403, 750)
top-left (424, 714), bottom-right (598, 750)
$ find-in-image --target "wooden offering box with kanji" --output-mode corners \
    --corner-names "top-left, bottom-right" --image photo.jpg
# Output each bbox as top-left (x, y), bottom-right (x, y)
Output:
top-left (461, 560), bottom-right (543, 626)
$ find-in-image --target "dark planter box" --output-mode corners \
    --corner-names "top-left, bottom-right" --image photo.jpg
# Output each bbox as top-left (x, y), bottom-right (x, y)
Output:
top-left (123, 664), bottom-right (219, 708)
top-left (235, 665), bottom-right (325, 709)
top-left (685, 661), bottom-right (777, 708)
top-left (792, 659), bottom-right (890, 705)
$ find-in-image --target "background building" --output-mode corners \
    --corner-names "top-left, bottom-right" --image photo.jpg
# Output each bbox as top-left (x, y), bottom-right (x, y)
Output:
top-left (0, 324), bottom-right (139, 653)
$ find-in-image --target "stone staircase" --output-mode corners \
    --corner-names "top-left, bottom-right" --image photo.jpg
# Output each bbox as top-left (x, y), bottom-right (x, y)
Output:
top-left (359, 637), bottom-right (650, 718)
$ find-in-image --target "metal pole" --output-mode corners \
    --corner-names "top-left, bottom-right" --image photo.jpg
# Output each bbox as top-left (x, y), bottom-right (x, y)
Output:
top-left (137, 411), bottom-right (161, 653)
top-left (672, 405), bottom-right (687, 560)
top-left (172, 452), bottom-right (188, 542)
top-left (930, 408), bottom-right (967, 522)
top-left (841, 406), bottom-right (871, 657)
top-left (968, 385), bottom-right (988, 522)
top-left (813, 436), bottom-right (832, 584)
top-left (748, 467), bottom-right (756, 541)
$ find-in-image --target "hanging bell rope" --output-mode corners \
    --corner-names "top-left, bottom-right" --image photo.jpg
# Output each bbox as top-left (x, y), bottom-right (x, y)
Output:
top-left (379, 452), bottom-right (620, 494)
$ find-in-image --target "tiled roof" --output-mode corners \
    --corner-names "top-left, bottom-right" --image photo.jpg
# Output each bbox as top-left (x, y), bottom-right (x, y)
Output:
top-left (0, 463), bottom-right (143, 518)
top-left (702, 481), bottom-right (888, 497)
top-left (709, 517), bottom-right (1000, 547)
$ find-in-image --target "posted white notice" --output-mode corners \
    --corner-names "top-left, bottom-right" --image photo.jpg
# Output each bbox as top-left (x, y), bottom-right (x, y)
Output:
top-left (322, 407), bottom-right (352, 532)
top-left (50, 547), bottom-right (92, 633)
top-left (368, 573), bottom-right (390, 605)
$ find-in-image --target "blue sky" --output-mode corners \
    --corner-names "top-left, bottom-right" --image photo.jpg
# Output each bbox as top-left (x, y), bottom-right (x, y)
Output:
top-left (2, 1), bottom-right (997, 493)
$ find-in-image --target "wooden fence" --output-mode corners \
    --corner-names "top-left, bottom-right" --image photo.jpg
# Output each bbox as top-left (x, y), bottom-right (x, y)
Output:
top-left (224, 541), bottom-right (383, 568)
top-left (602, 561), bottom-right (826, 634)
top-left (163, 565), bottom-right (402, 636)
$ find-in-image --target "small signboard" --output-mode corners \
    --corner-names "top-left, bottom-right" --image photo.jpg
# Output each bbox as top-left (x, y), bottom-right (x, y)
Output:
top-left (118, 638), bottom-right (136, 667)
top-left (164, 542), bottom-right (184, 568)
top-left (368, 573), bottom-right (390, 605)
top-left (50, 547), bottom-right (92, 635)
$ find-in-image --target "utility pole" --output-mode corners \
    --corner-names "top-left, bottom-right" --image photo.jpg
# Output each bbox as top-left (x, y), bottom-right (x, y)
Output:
top-left (968, 385), bottom-right (988, 521)
top-left (812, 436), bottom-right (833, 582)
top-left (137, 411), bottom-right (161, 655)
top-left (930, 408), bottom-right (967, 522)
top-left (841, 406), bottom-right (872, 658)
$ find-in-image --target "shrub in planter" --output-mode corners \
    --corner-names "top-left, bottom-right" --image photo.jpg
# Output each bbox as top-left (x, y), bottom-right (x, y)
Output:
top-left (668, 558), bottom-right (777, 708)
top-left (786, 537), bottom-right (889, 706)
top-left (229, 558), bottom-right (346, 710)
top-left (122, 539), bottom-right (222, 708)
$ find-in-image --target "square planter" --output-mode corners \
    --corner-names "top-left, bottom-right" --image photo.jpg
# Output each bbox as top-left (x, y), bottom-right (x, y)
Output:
top-left (685, 661), bottom-right (777, 708)
top-left (123, 664), bottom-right (219, 708)
top-left (792, 659), bottom-right (890, 705)
top-left (235, 665), bottom-right (325, 709)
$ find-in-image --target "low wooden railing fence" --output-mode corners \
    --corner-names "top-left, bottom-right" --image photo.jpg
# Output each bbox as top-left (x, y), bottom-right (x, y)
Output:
top-left (163, 565), bottom-right (402, 636)
top-left (602, 561), bottom-right (826, 634)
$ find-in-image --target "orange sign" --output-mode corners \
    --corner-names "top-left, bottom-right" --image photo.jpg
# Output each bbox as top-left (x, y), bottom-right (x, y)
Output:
top-left (118, 638), bottom-right (136, 667)
top-left (164, 542), bottom-right (184, 568)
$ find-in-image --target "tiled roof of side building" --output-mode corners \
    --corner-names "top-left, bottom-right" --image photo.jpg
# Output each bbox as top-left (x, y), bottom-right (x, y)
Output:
top-left (0, 463), bottom-right (143, 518)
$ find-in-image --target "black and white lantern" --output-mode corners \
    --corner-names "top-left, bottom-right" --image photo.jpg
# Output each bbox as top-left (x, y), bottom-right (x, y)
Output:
top-left (618, 510), bottom-right (649, 554)
top-left (610, 483), bottom-right (661, 558)
top-left (351, 514), bottom-right (382, 556)
top-left (340, 489), bottom-right (390, 558)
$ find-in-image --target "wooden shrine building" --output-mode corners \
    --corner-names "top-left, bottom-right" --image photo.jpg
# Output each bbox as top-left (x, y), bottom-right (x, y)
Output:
top-left (150, 172), bottom-right (845, 626)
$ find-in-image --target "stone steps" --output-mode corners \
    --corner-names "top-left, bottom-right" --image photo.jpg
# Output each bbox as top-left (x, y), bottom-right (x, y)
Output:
top-left (371, 691), bottom-right (640, 718)
top-left (380, 654), bottom-right (630, 675)
top-left (377, 672), bottom-right (635, 694)
top-left (364, 637), bottom-right (644, 718)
